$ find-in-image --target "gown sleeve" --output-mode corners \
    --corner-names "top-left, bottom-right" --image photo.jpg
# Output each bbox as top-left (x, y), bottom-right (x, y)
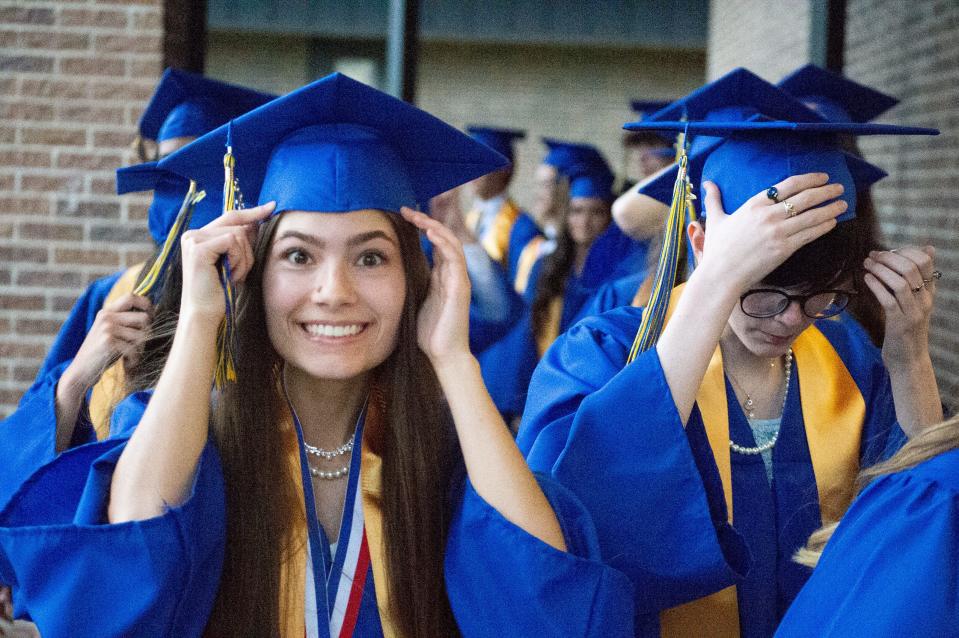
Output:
top-left (0, 360), bottom-right (96, 510)
top-left (445, 474), bottom-right (635, 638)
top-left (0, 437), bottom-right (225, 638)
top-left (516, 309), bottom-right (749, 615)
top-left (774, 453), bottom-right (959, 638)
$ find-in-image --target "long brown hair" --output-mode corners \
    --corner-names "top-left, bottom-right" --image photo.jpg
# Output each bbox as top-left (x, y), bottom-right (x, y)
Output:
top-left (531, 204), bottom-right (611, 343)
top-left (795, 415), bottom-right (959, 568)
top-left (204, 212), bottom-right (460, 637)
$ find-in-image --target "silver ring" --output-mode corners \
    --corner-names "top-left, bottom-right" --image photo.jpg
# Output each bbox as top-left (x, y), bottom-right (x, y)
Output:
top-left (912, 283), bottom-right (925, 294)
top-left (923, 270), bottom-right (942, 283)
top-left (782, 200), bottom-right (797, 218)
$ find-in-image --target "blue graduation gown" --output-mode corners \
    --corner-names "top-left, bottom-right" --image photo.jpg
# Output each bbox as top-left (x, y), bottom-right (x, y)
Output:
top-left (479, 225), bottom-right (645, 420)
top-left (0, 405), bottom-right (634, 637)
top-left (0, 272), bottom-right (127, 508)
top-left (517, 306), bottom-right (905, 637)
top-left (776, 448), bottom-right (959, 637)
top-left (577, 271), bottom-right (646, 321)
top-left (0, 362), bottom-right (97, 510)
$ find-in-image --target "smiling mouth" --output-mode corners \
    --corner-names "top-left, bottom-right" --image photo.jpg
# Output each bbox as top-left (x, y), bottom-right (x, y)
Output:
top-left (300, 322), bottom-right (368, 339)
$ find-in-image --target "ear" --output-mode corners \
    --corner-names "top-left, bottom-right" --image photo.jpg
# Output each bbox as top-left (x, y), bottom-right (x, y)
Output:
top-left (687, 220), bottom-right (705, 265)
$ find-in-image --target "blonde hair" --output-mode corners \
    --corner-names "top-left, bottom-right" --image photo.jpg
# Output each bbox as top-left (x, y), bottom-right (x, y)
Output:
top-left (795, 414), bottom-right (959, 567)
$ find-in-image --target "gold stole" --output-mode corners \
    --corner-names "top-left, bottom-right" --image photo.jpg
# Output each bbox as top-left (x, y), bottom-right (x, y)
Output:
top-left (630, 272), bottom-right (654, 310)
top-left (88, 262), bottom-right (145, 440)
top-left (513, 235), bottom-right (545, 295)
top-left (464, 199), bottom-right (521, 266)
top-left (652, 285), bottom-right (865, 637)
top-left (535, 296), bottom-right (563, 358)
top-left (278, 395), bottom-right (398, 637)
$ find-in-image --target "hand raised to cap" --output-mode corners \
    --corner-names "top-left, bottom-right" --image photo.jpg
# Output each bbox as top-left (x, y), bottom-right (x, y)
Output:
top-left (400, 206), bottom-right (472, 366)
top-left (697, 172), bottom-right (847, 293)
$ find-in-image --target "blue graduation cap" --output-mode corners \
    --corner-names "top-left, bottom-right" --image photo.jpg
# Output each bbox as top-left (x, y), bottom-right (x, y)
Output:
top-left (645, 67), bottom-right (830, 125)
top-left (466, 126), bottom-right (525, 163)
top-left (630, 100), bottom-right (671, 118)
top-left (139, 68), bottom-right (276, 143)
top-left (541, 139), bottom-right (608, 178)
top-left (778, 64), bottom-right (898, 124)
top-left (630, 115), bottom-right (938, 221)
top-left (159, 73), bottom-right (509, 217)
top-left (116, 162), bottom-right (221, 245)
top-left (567, 153), bottom-right (615, 201)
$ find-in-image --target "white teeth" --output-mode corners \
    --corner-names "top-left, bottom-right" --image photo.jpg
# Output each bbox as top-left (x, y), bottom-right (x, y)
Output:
top-left (303, 323), bottom-right (364, 338)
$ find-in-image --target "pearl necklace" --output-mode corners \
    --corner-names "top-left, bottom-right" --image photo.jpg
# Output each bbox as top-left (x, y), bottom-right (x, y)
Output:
top-left (305, 433), bottom-right (355, 480)
top-left (726, 348), bottom-right (792, 456)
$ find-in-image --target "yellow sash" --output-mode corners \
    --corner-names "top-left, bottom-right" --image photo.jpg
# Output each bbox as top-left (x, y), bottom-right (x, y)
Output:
top-left (535, 296), bottom-right (563, 358)
top-left (655, 285), bottom-right (865, 637)
top-left (630, 272), bottom-right (654, 309)
top-left (514, 235), bottom-right (545, 295)
top-left (279, 394), bottom-right (398, 637)
top-left (464, 199), bottom-right (521, 267)
top-left (88, 263), bottom-right (145, 440)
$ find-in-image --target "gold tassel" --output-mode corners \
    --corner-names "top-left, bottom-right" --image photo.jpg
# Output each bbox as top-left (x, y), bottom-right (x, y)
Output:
top-left (133, 180), bottom-right (205, 302)
top-left (214, 132), bottom-right (243, 388)
top-left (626, 141), bottom-right (693, 364)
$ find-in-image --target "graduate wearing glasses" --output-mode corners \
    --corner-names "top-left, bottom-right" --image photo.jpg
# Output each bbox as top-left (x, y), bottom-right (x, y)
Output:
top-left (0, 74), bottom-right (633, 638)
top-left (518, 68), bottom-right (943, 637)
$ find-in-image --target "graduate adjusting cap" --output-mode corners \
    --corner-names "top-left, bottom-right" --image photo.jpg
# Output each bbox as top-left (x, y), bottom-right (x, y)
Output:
top-left (116, 161), bottom-right (221, 245)
top-left (777, 64), bottom-right (898, 124)
top-left (159, 73), bottom-right (509, 216)
top-left (566, 150), bottom-right (615, 200)
top-left (467, 126), bottom-right (525, 163)
top-left (139, 68), bottom-right (276, 143)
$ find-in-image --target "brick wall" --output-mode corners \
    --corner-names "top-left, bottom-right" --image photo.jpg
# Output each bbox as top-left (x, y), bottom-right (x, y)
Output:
top-left (707, 0), bottom-right (811, 81)
top-left (844, 0), bottom-right (959, 408)
top-left (0, 0), bottom-right (162, 417)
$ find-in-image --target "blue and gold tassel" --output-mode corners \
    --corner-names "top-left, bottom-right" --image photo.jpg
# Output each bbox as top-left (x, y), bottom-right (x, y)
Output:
top-left (626, 137), bottom-right (694, 364)
top-left (214, 123), bottom-right (243, 388)
top-left (133, 180), bottom-right (206, 304)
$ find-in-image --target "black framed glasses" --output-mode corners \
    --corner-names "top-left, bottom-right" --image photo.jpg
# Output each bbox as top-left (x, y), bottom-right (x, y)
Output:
top-left (739, 288), bottom-right (857, 319)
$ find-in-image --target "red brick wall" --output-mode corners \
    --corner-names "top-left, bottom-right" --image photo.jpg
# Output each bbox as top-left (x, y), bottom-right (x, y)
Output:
top-left (0, 1), bottom-right (162, 416)
top-left (844, 0), bottom-right (959, 409)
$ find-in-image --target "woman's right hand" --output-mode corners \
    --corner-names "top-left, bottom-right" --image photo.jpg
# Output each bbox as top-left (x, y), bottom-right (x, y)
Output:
top-left (178, 202), bottom-right (274, 321)
top-left (62, 293), bottom-right (153, 392)
top-left (698, 172), bottom-right (847, 293)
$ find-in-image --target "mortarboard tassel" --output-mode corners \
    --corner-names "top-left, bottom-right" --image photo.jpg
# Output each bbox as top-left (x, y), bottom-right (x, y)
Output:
top-left (626, 135), bottom-right (694, 364)
top-left (133, 180), bottom-right (206, 304)
top-left (214, 122), bottom-right (244, 388)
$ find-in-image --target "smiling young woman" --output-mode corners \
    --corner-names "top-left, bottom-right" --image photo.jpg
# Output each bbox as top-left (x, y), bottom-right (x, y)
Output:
top-left (0, 74), bottom-right (634, 638)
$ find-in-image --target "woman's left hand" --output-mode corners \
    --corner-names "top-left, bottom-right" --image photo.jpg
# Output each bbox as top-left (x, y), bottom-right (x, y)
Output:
top-left (401, 206), bottom-right (472, 365)
top-left (863, 246), bottom-right (938, 366)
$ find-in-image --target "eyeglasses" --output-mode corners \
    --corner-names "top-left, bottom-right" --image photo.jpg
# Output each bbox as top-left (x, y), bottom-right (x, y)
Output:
top-left (739, 288), bottom-right (856, 319)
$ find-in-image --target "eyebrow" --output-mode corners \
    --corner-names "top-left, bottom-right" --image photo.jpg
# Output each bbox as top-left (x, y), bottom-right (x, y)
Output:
top-left (275, 229), bottom-right (397, 248)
